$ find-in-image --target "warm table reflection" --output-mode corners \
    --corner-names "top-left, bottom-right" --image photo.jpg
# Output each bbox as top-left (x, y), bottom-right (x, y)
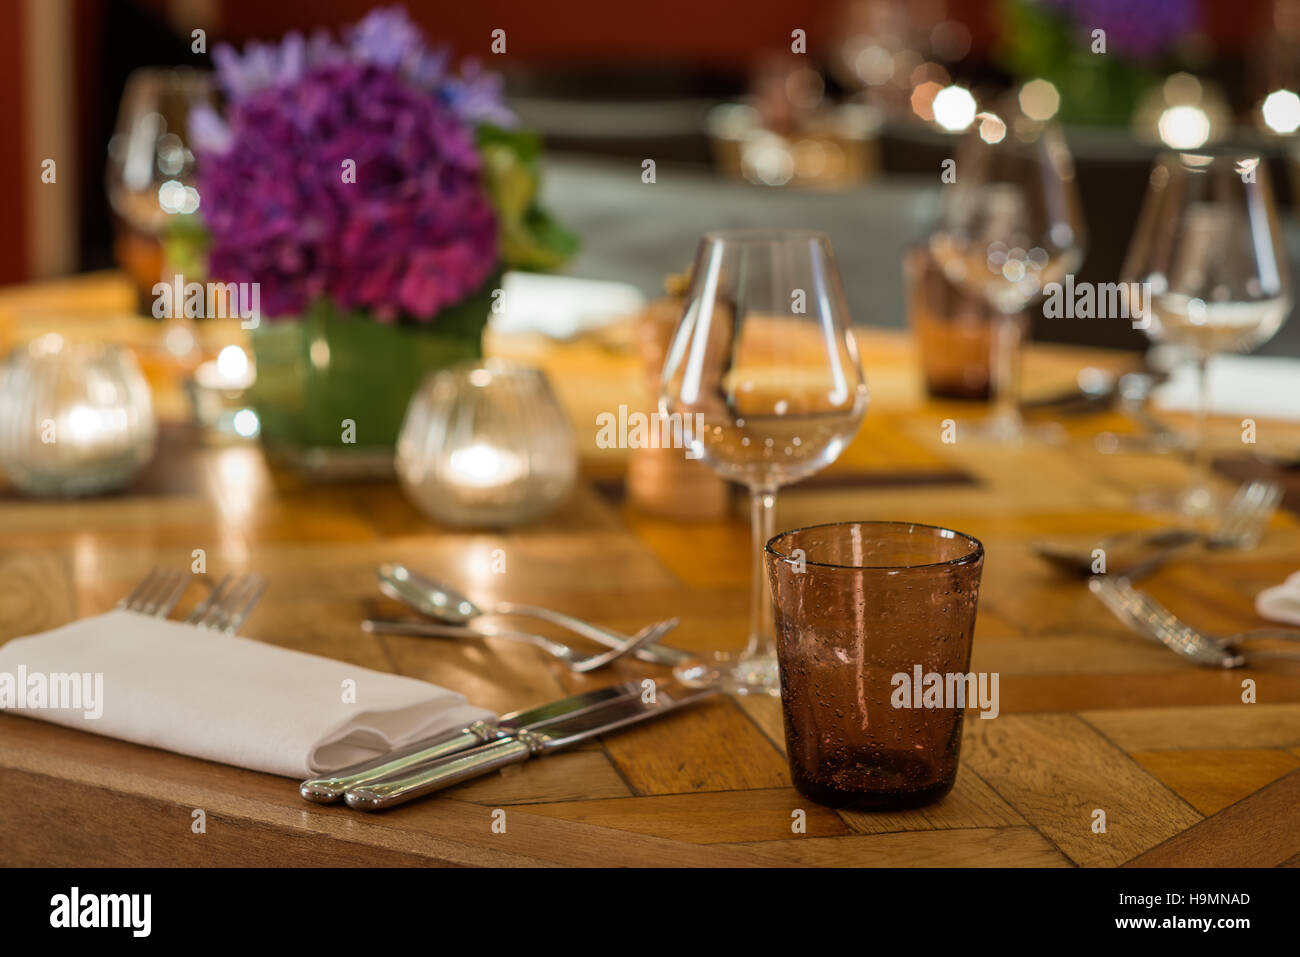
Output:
top-left (1, 273), bottom-right (1299, 866)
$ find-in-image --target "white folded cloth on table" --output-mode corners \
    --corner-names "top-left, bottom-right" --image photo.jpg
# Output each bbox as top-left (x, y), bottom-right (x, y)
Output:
top-left (1154, 355), bottom-right (1300, 422)
top-left (0, 610), bottom-right (492, 777)
top-left (1256, 571), bottom-right (1300, 627)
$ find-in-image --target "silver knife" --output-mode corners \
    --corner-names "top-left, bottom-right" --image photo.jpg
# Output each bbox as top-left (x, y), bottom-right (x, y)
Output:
top-left (344, 684), bottom-right (720, 811)
top-left (299, 682), bottom-right (641, 803)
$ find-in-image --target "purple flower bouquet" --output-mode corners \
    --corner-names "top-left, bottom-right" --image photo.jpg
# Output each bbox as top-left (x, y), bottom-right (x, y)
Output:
top-left (188, 7), bottom-right (574, 471)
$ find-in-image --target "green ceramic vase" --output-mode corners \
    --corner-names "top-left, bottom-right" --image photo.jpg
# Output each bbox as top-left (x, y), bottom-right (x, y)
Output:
top-left (247, 278), bottom-right (495, 476)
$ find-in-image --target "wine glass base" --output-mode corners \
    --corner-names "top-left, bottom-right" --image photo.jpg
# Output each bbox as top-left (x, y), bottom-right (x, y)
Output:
top-left (674, 653), bottom-right (781, 696)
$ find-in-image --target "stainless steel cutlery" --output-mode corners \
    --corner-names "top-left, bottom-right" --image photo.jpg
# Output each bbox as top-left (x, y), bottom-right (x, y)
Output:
top-left (361, 615), bottom-right (675, 672)
top-left (185, 572), bottom-right (268, 632)
top-left (299, 682), bottom-right (643, 803)
top-left (119, 567), bottom-right (266, 632)
top-left (1031, 479), bottom-right (1282, 580)
top-left (118, 567), bottom-right (190, 619)
top-left (377, 562), bottom-right (692, 666)
top-left (341, 683), bottom-right (719, 811)
top-left (1089, 576), bottom-right (1300, 668)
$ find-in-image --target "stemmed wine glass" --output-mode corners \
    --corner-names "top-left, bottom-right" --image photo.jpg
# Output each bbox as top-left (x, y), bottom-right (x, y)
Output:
top-left (1121, 151), bottom-right (1292, 516)
top-left (928, 100), bottom-right (1086, 443)
top-left (106, 67), bottom-right (215, 353)
top-left (660, 230), bottom-right (868, 696)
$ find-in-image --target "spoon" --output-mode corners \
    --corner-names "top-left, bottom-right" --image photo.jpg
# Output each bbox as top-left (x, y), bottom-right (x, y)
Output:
top-left (377, 563), bottom-right (692, 667)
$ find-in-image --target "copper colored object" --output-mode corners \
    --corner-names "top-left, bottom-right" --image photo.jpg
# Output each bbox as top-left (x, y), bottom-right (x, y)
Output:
top-left (766, 521), bottom-right (984, 810)
top-left (906, 245), bottom-right (1022, 401)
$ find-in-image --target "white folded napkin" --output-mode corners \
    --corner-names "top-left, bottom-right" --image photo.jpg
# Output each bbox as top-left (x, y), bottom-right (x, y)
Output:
top-left (1154, 355), bottom-right (1300, 422)
top-left (0, 610), bottom-right (492, 777)
top-left (1256, 571), bottom-right (1300, 626)
top-left (487, 270), bottom-right (645, 338)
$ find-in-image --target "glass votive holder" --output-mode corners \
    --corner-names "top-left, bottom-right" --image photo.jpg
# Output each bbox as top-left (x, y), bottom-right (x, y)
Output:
top-left (395, 359), bottom-right (577, 528)
top-left (184, 344), bottom-right (260, 443)
top-left (0, 336), bottom-right (157, 496)
top-left (766, 521), bottom-right (985, 810)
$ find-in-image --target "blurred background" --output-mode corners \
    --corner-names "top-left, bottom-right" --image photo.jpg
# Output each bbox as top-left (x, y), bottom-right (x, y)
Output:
top-left (4, 0), bottom-right (1300, 357)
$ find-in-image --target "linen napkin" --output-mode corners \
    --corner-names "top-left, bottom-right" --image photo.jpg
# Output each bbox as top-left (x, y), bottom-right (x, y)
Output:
top-left (0, 610), bottom-right (493, 777)
top-left (1154, 355), bottom-right (1300, 422)
top-left (1256, 571), bottom-right (1300, 626)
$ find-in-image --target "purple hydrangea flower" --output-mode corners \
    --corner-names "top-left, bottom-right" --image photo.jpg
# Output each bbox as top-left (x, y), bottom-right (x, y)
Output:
top-left (195, 8), bottom-right (506, 321)
top-left (209, 6), bottom-right (514, 127)
top-left (1039, 0), bottom-right (1200, 60)
top-left (197, 61), bottom-right (498, 320)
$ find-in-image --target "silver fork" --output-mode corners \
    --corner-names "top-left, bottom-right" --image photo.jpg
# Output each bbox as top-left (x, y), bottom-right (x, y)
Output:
top-left (1207, 480), bottom-right (1284, 549)
top-left (117, 567), bottom-right (189, 618)
top-left (360, 616), bottom-right (677, 673)
top-left (185, 572), bottom-right (268, 633)
top-left (1034, 479), bottom-right (1283, 580)
top-left (1089, 576), bottom-right (1300, 668)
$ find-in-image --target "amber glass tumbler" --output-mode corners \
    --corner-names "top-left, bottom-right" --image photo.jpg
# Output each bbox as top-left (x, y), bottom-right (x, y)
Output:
top-left (765, 521), bottom-right (984, 810)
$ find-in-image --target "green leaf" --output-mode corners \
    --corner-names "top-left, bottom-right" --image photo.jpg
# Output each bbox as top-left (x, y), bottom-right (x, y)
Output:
top-left (477, 124), bottom-right (578, 272)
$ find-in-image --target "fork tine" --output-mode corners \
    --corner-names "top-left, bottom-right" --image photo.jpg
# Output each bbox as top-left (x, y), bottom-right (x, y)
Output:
top-left (1247, 482), bottom-right (1283, 541)
top-left (153, 572), bottom-right (190, 619)
top-left (204, 573), bottom-right (255, 630)
top-left (1216, 482), bottom-right (1256, 543)
top-left (1124, 584), bottom-right (1229, 665)
top-left (118, 568), bottom-right (162, 611)
top-left (139, 569), bottom-right (178, 616)
top-left (1209, 480), bottom-right (1280, 549)
top-left (221, 575), bottom-right (267, 634)
top-left (187, 573), bottom-right (233, 627)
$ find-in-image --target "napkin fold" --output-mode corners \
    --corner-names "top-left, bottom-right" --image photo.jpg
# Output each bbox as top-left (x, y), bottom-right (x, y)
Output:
top-left (1256, 571), bottom-right (1300, 627)
top-left (0, 610), bottom-right (493, 777)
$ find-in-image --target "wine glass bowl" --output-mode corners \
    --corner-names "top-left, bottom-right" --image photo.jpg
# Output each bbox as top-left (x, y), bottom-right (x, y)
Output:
top-left (1122, 150), bottom-right (1292, 515)
top-left (661, 230), bottom-right (868, 695)
top-left (106, 67), bottom-right (216, 322)
top-left (928, 102), bottom-right (1086, 442)
top-left (106, 67), bottom-right (214, 236)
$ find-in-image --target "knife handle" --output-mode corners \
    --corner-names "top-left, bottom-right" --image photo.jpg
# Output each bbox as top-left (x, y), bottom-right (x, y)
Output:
top-left (344, 735), bottom-right (538, 811)
top-left (299, 723), bottom-right (501, 804)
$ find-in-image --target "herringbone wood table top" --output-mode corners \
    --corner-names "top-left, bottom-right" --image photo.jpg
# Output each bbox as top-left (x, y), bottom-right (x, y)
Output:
top-left (1, 275), bottom-right (1298, 867)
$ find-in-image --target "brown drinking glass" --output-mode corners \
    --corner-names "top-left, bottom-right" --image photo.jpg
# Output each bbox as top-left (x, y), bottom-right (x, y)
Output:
top-left (765, 521), bottom-right (985, 810)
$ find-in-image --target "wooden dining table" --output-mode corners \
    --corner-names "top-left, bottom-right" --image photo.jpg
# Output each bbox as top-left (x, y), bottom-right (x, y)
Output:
top-left (2, 273), bottom-right (1299, 867)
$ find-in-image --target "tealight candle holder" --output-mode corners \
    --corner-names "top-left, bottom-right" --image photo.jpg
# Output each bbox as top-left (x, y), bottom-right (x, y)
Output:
top-left (185, 344), bottom-right (260, 442)
top-left (0, 336), bottom-right (157, 496)
top-left (395, 360), bottom-right (577, 527)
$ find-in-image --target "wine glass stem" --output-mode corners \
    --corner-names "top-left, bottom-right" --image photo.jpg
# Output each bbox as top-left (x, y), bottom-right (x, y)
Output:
top-left (989, 313), bottom-right (1024, 434)
top-left (747, 484), bottom-right (777, 659)
top-left (1190, 351), bottom-right (1213, 495)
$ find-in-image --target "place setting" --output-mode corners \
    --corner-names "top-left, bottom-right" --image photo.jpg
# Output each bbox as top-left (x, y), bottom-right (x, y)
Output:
top-left (4, 3), bottom-right (1300, 899)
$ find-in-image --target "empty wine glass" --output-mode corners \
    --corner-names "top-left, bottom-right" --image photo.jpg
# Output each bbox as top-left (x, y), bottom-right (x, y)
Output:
top-left (106, 66), bottom-right (215, 342)
top-left (1122, 151), bottom-right (1292, 516)
top-left (660, 230), bottom-right (868, 696)
top-left (928, 101), bottom-right (1086, 443)
top-left (107, 67), bottom-right (213, 241)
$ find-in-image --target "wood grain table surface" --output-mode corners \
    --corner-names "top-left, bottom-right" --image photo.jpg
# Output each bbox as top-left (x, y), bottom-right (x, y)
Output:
top-left (2, 274), bottom-right (1299, 868)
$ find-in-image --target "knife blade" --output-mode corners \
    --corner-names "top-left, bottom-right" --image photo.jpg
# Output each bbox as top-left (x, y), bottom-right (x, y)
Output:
top-left (344, 684), bottom-right (721, 811)
top-left (299, 682), bottom-right (641, 803)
